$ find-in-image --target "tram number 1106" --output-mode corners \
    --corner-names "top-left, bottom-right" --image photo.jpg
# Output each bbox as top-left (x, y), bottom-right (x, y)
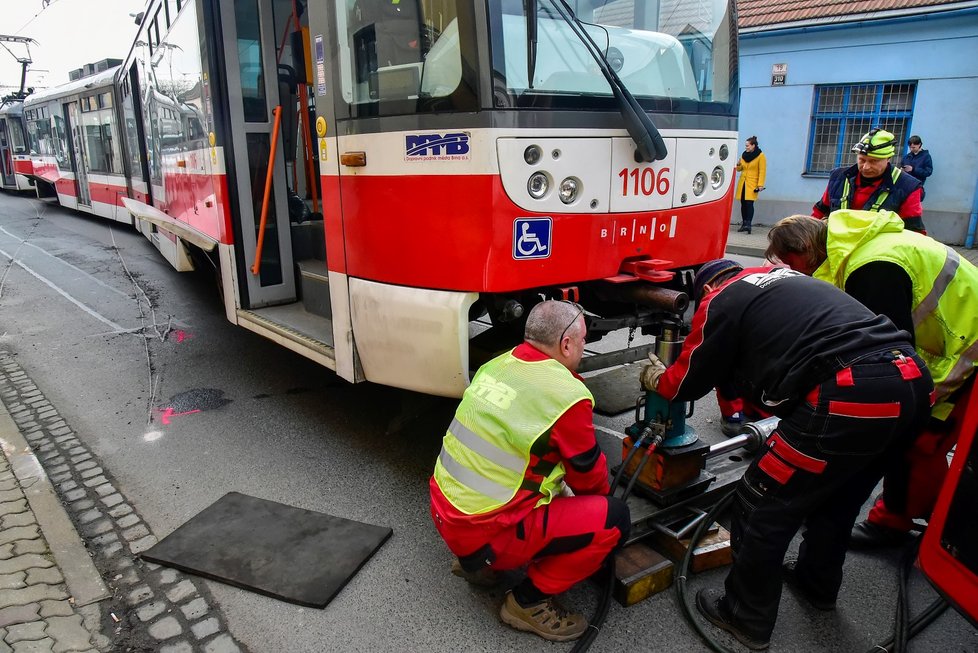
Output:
top-left (618, 167), bottom-right (671, 197)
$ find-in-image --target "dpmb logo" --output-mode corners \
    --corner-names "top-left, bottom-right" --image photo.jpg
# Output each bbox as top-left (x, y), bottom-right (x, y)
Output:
top-left (513, 218), bottom-right (551, 260)
top-left (404, 133), bottom-right (471, 161)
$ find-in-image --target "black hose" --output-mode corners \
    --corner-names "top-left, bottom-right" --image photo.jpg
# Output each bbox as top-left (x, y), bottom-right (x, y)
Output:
top-left (864, 536), bottom-right (948, 653)
top-left (865, 597), bottom-right (949, 653)
top-left (621, 445), bottom-right (656, 502)
top-left (572, 435), bottom-right (658, 653)
top-left (610, 427), bottom-right (652, 495)
top-left (675, 489), bottom-right (738, 653)
top-left (893, 538), bottom-right (916, 653)
top-left (570, 557), bottom-right (616, 653)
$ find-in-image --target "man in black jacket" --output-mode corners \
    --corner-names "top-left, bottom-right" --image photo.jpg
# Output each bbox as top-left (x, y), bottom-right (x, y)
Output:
top-left (901, 135), bottom-right (933, 200)
top-left (641, 259), bottom-right (933, 650)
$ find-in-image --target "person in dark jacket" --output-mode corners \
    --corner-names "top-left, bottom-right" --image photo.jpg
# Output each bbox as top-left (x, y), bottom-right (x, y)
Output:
top-left (812, 128), bottom-right (925, 233)
top-left (901, 135), bottom-right (933, 200)
top-left (640, 259), bottom-right (932, 650)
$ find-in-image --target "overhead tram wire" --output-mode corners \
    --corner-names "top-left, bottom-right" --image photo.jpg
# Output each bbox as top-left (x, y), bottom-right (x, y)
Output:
top-left (14, 0), bottom-right (64, 36)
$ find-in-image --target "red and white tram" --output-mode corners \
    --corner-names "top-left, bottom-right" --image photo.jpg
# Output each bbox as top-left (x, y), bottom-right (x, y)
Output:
top-left (28, 0), bottom-right (741, 397)
top-left (0, 99), bottom-right (33, 192)
top-left (23, 63), bottom-right (132, 223)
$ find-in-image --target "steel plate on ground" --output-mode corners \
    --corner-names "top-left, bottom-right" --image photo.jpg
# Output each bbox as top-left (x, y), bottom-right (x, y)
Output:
top-left (584, 365), bottom-right (643, 416)
top-left (141, 492), bottom-right (392, 608)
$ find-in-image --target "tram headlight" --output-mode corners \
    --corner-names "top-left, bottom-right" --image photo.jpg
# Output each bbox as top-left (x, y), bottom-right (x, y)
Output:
top-left (524, 145), bottom-right (542, 165)
top-left (527, 172), bottom-right (550, 199)
top-left (692, 172), bottom-right (707, 196)
top-left (558, 177), bottom-right (580, 204)
top-left (719, 144), bottom-right (729, 161)
top-left (711, 166), bottom-right (725, 190)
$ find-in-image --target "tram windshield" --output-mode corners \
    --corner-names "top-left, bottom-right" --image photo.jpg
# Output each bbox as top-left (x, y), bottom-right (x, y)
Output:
top-left (490, 0), bottom-right (737, 113)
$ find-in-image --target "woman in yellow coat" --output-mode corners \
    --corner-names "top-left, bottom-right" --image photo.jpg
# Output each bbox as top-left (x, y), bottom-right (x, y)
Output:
top-left (735, 136), bottom-right (766, 234)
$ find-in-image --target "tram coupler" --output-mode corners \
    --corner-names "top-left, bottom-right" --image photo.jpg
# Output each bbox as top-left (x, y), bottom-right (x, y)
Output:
top-left (621, 325), bottom-right (707, 502)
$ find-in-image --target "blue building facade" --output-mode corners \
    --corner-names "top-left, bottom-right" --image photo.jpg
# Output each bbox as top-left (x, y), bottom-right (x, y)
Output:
top-left (735, 2), bottom-right (978, 244)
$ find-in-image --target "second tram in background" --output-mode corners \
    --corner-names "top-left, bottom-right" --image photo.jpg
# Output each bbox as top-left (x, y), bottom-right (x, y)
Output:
top-left (0, 98), bottom-right (33, 192)
top-left (21, 0), bottom-right (739, 397)
top-left (23, 63), bottom-right (131, 222)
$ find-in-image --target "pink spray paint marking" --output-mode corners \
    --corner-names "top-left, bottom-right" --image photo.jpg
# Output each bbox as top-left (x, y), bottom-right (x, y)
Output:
top-left (158, 407), bottom-right (202, 425)
top-left (171, 330), bottom-right (192, 343)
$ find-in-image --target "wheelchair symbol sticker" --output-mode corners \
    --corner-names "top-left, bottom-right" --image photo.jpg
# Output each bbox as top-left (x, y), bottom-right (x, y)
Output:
top-left (513, 218), bottom-right (552, 260)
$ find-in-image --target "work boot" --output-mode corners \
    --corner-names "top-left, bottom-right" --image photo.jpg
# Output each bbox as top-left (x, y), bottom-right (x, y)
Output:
top-left (849, 520), bottom-right (912, 550)
top-left (499, 591), bottom-right (587, 642)
top-left (782, 560), bottom-right (836, 610)
top-left (451, 558), bottom-right (501, 587)
top-left (737, 224), bottom-right (748, 232)
top-left (721, 416), bottom-right (745, 437)
top-left (695, 588), bottom-right (770, 651)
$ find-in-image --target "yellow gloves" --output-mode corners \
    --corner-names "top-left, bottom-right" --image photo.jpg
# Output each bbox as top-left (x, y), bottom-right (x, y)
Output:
top-left (640, 353), bottom-right (667, 391)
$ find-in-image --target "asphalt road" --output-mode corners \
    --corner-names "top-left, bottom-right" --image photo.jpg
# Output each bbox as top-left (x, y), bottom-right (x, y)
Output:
top-left (0, 190), bottom-right (975, 652)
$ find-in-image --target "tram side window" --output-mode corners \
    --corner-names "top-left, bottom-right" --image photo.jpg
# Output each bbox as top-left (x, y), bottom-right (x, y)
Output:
top-left (339, 0), bottom-right (468, 111)
top-left (10, 118), bottom-right (27, 154)
top-left (28, 117), bottom-right (53, 158)
top-left (235, 0), bottom-right (268, 122)
top-left (82, 109), bottom-right (108, 173)
top-left (121, 71), bottom-right (144, 177)
top-left (53, 115), bottom-right (71, 171)
top-left (26, 120), bottom-right (39, 155)
top-left (101, 112), bottom-right (122, 174)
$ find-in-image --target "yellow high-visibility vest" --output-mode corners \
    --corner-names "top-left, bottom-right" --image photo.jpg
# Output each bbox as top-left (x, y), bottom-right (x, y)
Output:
top-left (816, 210), bottom-right (978, 418)
top-left (433, 349), bottom-right (592, 514)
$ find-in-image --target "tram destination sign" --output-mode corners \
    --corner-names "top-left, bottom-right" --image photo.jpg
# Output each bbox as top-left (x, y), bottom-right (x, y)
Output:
top-left (771, 63), bottom-right (787, 86)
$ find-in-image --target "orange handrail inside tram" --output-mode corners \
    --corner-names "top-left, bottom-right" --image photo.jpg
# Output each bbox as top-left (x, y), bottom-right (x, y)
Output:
top-left (251, 105), bottom-right (283, 276)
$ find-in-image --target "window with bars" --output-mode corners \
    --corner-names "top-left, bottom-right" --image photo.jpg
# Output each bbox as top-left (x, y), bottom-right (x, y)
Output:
top-left (806, 82), bottom-right (916, 174)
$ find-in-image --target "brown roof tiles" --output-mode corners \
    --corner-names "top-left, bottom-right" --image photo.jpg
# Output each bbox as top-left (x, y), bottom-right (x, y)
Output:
top-left (739, 0), bottom-right (965, 29)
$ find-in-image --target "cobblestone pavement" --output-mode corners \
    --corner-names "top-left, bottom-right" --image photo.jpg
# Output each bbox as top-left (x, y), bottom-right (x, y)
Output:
top-left (0, 350), bottom-right (250, 653)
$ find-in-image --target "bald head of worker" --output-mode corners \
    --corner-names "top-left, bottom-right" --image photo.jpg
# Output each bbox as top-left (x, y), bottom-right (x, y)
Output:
top-left (525, 300), bottom-right (587, 372)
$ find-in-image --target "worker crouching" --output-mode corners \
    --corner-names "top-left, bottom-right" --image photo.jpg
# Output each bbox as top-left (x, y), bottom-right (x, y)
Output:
top-left (429, 300), bottom-right (630, 642)
top-left (642, 259), bottom-right (933, 650)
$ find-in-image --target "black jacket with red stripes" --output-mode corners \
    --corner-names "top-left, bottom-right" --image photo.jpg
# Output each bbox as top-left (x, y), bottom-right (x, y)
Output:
top-left (657, 266), bottom-right (914, 413)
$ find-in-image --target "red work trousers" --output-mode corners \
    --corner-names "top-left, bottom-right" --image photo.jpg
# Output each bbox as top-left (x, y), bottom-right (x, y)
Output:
top-left (715, 385), bottom-right (771, 422)
top-left (869, 375), bottom-right (975, 531)
top-left (487, 495), bottom-right (627, 595)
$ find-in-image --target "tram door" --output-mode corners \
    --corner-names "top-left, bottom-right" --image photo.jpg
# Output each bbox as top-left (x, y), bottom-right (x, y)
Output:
top-left (64, 102), bottom-right (91, 207)
top-left (0, 119), bottom-right (13, 187)
top-left (219, 0), bottom-right (296, 308)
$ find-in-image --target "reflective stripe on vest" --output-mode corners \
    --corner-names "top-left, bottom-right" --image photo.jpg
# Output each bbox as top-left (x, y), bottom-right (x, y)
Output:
top-left (913, 248), bottom-right (959, 327)
top-left (936, 339), bottom-right (978, 400)
top-left (433, 351), bottom-right (592, 515)
top-left (438, 446), bottom-right (514, 503)
top-left (840, 167), bottom-right (900, 212)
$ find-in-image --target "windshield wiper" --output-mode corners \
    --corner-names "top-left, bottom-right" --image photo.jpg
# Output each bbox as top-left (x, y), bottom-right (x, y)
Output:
top-left (547, 0), bottom-right (667, 163)
top-left (525, 0), bottom-right (538, 89)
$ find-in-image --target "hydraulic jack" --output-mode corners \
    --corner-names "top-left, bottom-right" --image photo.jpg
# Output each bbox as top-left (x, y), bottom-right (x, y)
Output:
top-left (608, 324), bottom-right (782, 606)
top-left (621, 325), bottom-right (711, 504)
